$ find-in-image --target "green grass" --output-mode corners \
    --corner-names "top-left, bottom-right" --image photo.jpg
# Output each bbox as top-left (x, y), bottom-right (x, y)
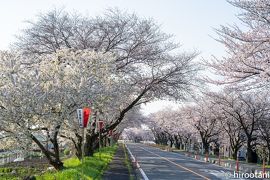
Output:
top-left (122, 144), bottom-right (135, 180)
top-left (36, 145), bottom-right (118, 180)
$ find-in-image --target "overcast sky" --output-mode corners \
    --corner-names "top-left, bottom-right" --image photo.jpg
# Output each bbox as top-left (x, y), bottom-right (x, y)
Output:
top-left (0, 0), bottom-right (242, 114)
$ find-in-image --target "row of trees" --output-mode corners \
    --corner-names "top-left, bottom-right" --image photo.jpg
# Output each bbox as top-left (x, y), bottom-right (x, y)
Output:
top-left (147, 0), bottom-right (270, 164)
top-left (0, 9), bottom-right (199, 169)
top-left (148, 90), bottom-right (270, 164)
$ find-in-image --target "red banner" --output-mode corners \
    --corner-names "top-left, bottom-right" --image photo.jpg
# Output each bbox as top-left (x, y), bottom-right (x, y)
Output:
top-left (83, 108), bottom-right (91, 128)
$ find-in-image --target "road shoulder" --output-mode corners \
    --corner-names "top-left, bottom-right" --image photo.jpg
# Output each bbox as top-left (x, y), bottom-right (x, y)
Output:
top-left (103, 143), bottom-right (136, 180)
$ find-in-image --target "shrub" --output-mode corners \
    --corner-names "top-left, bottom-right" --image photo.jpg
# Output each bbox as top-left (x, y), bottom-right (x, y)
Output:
top-left (64, 149), bottom-right (70, 156)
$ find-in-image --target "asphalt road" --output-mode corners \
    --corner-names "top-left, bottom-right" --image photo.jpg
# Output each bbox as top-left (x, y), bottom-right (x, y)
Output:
top-left (126, 143), bottom-right (257, 180)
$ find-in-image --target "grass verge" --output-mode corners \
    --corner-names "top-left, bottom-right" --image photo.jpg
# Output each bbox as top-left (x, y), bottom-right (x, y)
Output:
top-left (36, 144), bottom-right (118, 180)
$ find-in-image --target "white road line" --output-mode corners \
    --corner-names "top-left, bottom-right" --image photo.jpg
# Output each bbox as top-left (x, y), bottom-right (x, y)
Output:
top-left (139, 146), bottom-right (211, 180)
top-left (171, 151), bottom-right (234, 171)
top-left (125, 144), bottom-right (150, 180)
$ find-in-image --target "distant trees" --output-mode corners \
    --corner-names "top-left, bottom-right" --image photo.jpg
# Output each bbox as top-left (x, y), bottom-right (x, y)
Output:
top-left (147, 107), bottom-right (197, 150)
top-left (148, 90), bottom-right (270, 163)
top-left (121, 127), bottom-right (154, 143)
top-left (185, 99), bottom-right (222, 155)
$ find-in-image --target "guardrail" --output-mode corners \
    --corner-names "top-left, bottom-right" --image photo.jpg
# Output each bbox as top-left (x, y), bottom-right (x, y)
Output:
top-left (0, 152), bottom-right (24, 165)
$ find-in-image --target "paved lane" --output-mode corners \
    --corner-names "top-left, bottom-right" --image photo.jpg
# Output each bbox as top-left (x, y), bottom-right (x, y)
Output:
top-left (126, 143), bottom-right (246, 180)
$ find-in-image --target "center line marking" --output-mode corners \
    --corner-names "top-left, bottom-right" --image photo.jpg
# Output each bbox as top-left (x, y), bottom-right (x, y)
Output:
top-left (139, 146), bottom-right (211, 180)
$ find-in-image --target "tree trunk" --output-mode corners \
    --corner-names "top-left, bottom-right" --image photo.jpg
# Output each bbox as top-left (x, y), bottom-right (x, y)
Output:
top-left (74, 132), bottom-right (83, 159)
top-left (175, 139), bottom-right (181, 149)
top-left (184, 139), bottom-right (190, 151)
top-left (84, 132), bottom-right (99, 156)
top-left (50, 160), bottom-right (64, 170)
top-left (174, 135), bottom-right (181, 149)
top-left (232, 147), bottom-right (238, 160)
top-left (30, 133), bottom-right (64, 170)
top-left (74, 140), bottom-right (82, 160)
top-left (266, 143), bottom-right (270, 165)
top-left (169, 139), bottom-right (173, 148)
top-left (213, 146), bottom-right (219, 156)
top-left (246, 139), bottom-right (257, 163)
top-left (181, 143), bottom-right (185, 150)
top-left (202, 140), bottom-right (209, 155)
top-left (175, 143), bottom-right (180, 149)
top-left (104, 136), bottom-right (108, 147)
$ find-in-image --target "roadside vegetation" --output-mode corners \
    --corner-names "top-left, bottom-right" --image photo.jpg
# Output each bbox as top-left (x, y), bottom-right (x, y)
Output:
top-left (0, 145), bottom-right (117, 180)
top-left (37, 145), bottom-right (117, 180)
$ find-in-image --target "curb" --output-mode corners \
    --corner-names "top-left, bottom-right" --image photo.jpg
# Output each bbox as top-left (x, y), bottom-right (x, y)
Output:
top-left (125, 144), bottom-right (149, 180)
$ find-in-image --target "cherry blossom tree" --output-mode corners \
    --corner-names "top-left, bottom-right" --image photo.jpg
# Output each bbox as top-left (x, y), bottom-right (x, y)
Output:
top-left (256, 97), bottom-right (270, 164)
top-left (202, 0), bottom-right (270, 162)
top-left (220, 116), bottom-right (245, 160)
top-left (0, 49), bottom-right (116, 169)
top-left (185, 99), bottom-right (222, 155)
top-left (204, 91), bottom-right (246, 159)
top-left (121, 127), bottom-right (154, 142)
top-left (12, 8), bottom-right (200, 157)
top-left (208, 89), bottom-right (270, 163)
top-left (206, 0), bottom-right (270, 90)
top-left (147, 109), bottom-right (173, 146)
top-left (147, 107), bottom-right (197, 150)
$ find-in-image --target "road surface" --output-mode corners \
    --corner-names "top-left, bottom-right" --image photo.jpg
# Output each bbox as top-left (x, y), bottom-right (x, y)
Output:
top-left (126, 143), bottom-right (257, 180)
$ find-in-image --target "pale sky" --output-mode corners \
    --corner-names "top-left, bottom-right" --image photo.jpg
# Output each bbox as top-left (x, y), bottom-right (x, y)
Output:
top-left (0, 0), bottom-right (242, 114)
